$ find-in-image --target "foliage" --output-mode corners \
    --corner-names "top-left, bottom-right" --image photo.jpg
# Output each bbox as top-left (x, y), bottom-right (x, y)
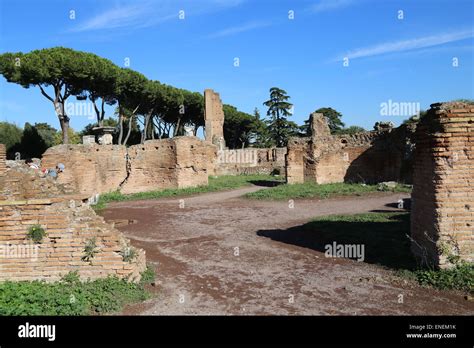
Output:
top-left (81, 238), bottom-right (99, 263)
top-left (334, 125), bottom-right (366, 135)
top-left (223, 105), bottom-right (268, 148)
top-left (33, 122), bottom-right (57, 148)
top-left (26, 224), bottom-right (47, 244)
top-left (263, 87), bottom-right (296, 147)
top-left (315, 107), bottom-right (345, 134)
top-left (19, 122), bottom-right (48, 158)
top-left (0, 121), bottom-right (22, 157)
top-left (120, 246), bottom-right (138, 263)
top-left (246, 182), bottom-right (411, 200)
top-left (0, 269), bottom-right (155, 315)
top-left (410, 262), bottom-right (473, 292)
top-left (0, 47), bottom-right (102, 144)
top-left (52, 127), bottom-right (80, 146)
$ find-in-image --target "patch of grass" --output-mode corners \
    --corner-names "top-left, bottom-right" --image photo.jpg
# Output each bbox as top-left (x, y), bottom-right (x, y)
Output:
top-left (399, 263), bottom-right (474, 293)
top-left (246, 182), bottom-right (411, 200)
top-left (0, 268), bottom-right (155, 316)
top-left (93, 174), bottom-right (281, 210)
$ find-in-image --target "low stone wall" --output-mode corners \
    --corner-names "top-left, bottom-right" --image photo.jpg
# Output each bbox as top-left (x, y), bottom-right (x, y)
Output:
top-left (286, 114), bottom-right (414, 184)
top-left (42, 136), bottom-right (217, 196)
top-left (41, 144), bottom-right (127, 195)
top-left (411, 102), bottom-right (474, 268)
top-left (0, 160), bottom-right (146, 282)
top-left (214, 148), bottom-right (286, 176)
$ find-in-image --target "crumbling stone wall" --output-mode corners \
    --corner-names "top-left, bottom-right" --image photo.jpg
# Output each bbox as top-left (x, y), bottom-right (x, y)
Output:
top-left (286, 113), bottom-right (414, 184)
top-left (42, 144), bottom-right (128, 195)
top-left (0, 153), bottom-right (146, 282)
top-left (411, 102), bottom-right (474, 268)
top-left (204, 89), bottom-right (225, 148)
top-left (214, 148), bottom-right (286, 175)
top-left (42, 137), bottom-right (216, 196)
top-left (121, 137), bottom-right (216, 194)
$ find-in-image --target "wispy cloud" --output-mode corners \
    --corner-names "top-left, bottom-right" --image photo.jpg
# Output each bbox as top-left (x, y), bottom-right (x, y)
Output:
top-left (310, 0), bottom-right (355, 13)
top-left (71, 0), bottom-right (245, 32)
top-left (336, 29), bottom-right (474, 61)
top-left (206, 21), bottom-right (271, 39)
top-left (72, 3), bottom-right (152, 32)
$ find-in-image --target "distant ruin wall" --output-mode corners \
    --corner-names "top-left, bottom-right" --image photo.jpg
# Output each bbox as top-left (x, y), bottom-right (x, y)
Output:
top-left (42, 137), bottom-right (217, 196)
top-left (214, 148), bottom-right (286, 176)
top-left (204, 89), bottom-right (225, 148)
top-left (411, 102), bottom-right (474, 268)
top-left (0, 152), bottom-right (146, 282)
top-left (286, 114), bottom-right (414, 184)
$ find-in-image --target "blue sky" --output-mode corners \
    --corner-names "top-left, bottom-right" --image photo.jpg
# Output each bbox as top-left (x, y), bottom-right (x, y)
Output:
top-left (0, 0), bottom-right (473, 134)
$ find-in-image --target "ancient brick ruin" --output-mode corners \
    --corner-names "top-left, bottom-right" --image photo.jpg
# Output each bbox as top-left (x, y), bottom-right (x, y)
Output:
top-left (411, 102), bottom-right (474, 268)
top-left (42, 137), bottom-right (216, 195)
top-left (214, 148), bottom-right (286, 175)
top-left (0, 146), bottom-right (146, 282)
top-left (286, 113), bottom-right (415, 184)
top-left (204, 89), bottom-right (225, 148)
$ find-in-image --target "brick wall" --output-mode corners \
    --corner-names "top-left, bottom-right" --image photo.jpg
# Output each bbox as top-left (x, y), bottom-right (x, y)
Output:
top-left (286, 114), bottom-right (414, 184)
top-left (411, 102), bottom-right (474, 268)
top-left (0, 151), bottom-right (146, 282)
top-left (42, 137), bottom-right (216, 196)
top-left (215, 148), bottom-right (286, 176)
top-left (42, 144), bottom-right (128, 195)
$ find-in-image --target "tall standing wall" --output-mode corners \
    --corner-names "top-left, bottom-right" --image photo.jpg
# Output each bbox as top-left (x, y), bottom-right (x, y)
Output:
top-left (411, 102), bottom-right (474, 268)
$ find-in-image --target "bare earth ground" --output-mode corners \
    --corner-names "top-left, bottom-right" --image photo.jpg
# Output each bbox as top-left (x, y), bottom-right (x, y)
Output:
top-left (100, 186), bottom-right (474, 315)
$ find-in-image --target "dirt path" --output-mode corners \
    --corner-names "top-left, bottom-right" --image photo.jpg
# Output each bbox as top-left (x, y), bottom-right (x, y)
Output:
top-left (100, 186), bottom-right (473, 315)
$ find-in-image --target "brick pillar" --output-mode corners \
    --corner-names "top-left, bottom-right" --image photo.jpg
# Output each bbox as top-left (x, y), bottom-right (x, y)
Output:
top-left (204, 89), bottom-right (225, 148)
top-left (411, 102), bottom-right (474, 268)
top-left (0, 144), bottom-right (6, 175)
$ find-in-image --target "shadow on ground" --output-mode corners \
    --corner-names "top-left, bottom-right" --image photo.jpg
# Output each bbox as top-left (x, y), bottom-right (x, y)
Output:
top-left (248, 179), bottom-right (284, 187)
top-left (257, 212), bottom-right (416, 270)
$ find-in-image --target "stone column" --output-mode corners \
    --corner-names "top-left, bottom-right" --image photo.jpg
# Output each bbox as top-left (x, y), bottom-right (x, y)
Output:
top-left (204, 89), bottom-right (225, 147)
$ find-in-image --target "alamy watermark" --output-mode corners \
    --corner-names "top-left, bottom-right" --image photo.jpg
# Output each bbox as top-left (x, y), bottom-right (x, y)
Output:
top-left (380, 99), bottom-right (420, 117)
top-left (0, 242), bottom-right (39, 261)
top-left (55, 101), bottom-right (95, 119)
top-left (217, 149), bottom-right (258, 165)
top-left (325, 242), bottom-right (365, 262)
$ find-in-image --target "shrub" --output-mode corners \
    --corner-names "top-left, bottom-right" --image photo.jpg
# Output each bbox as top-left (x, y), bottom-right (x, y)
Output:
top-left (26, 225), bottom-right (47, 244)
top-left (81, 238), bottom-right (99, 263)
top-left (0, 269), bottom-right (155, 315)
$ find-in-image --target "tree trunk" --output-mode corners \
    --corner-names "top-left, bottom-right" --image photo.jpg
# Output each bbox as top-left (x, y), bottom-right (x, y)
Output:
top-left (60, 113), bottom-right (70, 144)
top-left (141, 110), bottom-right (153, 144)
top-left (118, 106), bottom-right (124, 145)
top-left (100, 98), bottom-right (105, 126)
top-left (173, 117), bottom-right (182, 137)
top-left (124, 115), bottom-right (133, 146)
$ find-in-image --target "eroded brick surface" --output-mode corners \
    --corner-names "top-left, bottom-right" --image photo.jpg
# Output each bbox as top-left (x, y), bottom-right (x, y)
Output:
top-left (0, 156), bottom-right (146, 282)
top-left (286, 113), bottom-right (415, 184)
top-left (411, 102), bottom-right (474, 267)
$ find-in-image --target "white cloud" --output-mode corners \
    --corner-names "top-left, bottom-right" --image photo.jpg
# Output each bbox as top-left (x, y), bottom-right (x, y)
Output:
top-left (72, 4), bottom-right (151, 32)
top-left (337, 29), bottom-right (474, 61)
top-left (310, 0), bottom-right (355, 13)
top-left (71, 0), bottom-right (245, 32)
top-left (206, 21), bottom-right (271, 39)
